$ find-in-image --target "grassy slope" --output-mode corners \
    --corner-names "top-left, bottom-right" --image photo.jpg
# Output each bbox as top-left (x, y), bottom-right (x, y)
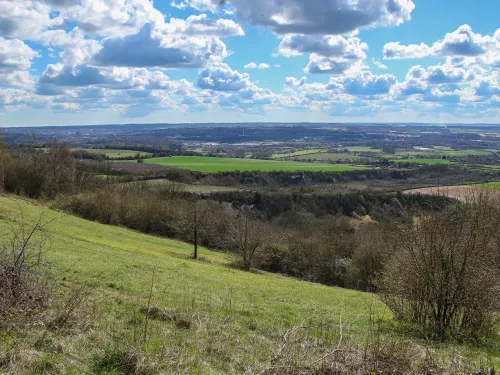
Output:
top-left (0, 195), bottom-right (497, 373)
top-left (144, 156), bottom-right (366, 173)
top-left (0, 195), bottom-right (385, 373)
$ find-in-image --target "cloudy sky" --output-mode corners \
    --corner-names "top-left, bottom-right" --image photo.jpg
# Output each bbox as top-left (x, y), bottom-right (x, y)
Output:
top-left (1, 0), bottom-right (500, 126)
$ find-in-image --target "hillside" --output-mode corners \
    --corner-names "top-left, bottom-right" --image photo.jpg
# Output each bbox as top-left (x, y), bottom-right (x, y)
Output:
top-left (0, 195), bottom-right (497, 373)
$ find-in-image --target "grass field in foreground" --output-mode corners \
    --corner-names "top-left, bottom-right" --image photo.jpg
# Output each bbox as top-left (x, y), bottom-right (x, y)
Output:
top-left (0, 195), bottom-right (497, 372)
top-left (144, 156), bottom-right (366, 172)
top-left (72, 148), bottom-right (151, 158)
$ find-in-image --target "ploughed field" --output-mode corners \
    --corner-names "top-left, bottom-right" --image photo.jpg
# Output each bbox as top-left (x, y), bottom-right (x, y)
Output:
top-left (143, 156), bottom-right (366, 173)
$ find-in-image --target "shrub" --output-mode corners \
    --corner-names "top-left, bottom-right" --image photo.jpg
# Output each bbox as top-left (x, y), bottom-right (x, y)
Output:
top-left (379, 190), bottom-right (500, 339)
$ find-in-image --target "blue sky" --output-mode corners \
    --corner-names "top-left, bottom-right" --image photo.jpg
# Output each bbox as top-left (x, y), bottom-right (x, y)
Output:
top-left (1, 0), bottom-right (500, 126)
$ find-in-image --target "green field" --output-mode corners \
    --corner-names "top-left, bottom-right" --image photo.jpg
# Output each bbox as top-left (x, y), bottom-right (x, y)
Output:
top-left (0, 195), bottom-right (497, 372)
top-left (395, 158), bottom-right (454, 165)
top-left (271, 149), bottom-right (326, 159)
top-left (471, 182), bottom-right (500, 190)
top-left (344, 146), bottom-right (383, 153)
top-left (295, 152), bottom-right (361, 162)
top-left (144, 156), bottom-right (366, 172)
top-left (397, 149), bottom-right (491, 157)
top-left (72, 148), bottom-right (151, 159)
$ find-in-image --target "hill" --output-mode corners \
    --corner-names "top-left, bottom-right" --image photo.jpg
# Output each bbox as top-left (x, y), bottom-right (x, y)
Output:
top-left (0, 195), bottom-right (497, 373)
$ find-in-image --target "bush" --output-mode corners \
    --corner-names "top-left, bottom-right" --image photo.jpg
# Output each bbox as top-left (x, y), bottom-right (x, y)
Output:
top-left (0, 212), bottom-right (52, 329)
top-left (379, 190), bottom-right (500, 339)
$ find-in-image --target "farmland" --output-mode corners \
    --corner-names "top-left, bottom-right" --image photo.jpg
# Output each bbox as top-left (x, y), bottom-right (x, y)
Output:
top-left (395, 158), bottom-right (454, 165)
top-left (72, 148), bottom-right (151, 158)
top-left (144, 156), bottom-right (366, 172)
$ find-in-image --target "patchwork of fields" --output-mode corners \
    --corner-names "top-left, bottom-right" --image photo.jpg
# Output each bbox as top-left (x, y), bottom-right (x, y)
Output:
top-left (144, 156), bottom-right (366, 172)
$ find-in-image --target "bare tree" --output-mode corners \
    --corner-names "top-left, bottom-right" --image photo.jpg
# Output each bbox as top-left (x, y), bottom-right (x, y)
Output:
top-left (225, 207), bottom-right (270, 270)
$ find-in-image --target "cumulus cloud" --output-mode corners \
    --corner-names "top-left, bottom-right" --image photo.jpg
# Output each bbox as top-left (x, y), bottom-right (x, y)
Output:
top-left (0, 37), bottom-right (38, 87)
top-left (433, 25), bottom-right (490, 57)
top-left (285, 76), bottom-right (307, 87)
top-left (91, 24), bottom-right (228, 69)
top-left (306, 55), bottom-right (366, 75)
top-left (244, 62), bottom-right (257, 69)
top-left (371, 58), bottom-right (388, 69)
top-left (197, 63), bottom-right (250, 91)
top-left (335, 72), bottom-right (397, 95)
top-left (163, 14), bottom-right (244, 37)
top-left (384, 25), bottom-right (497, 60)
top-left (279, 35), bottom-right (367, 59)
top-left (175, 0), bottom-right (415, 35)
top-left (244, 62), bottom-right (270, 69)
top-left (383, 42), bottom-right (431, 59)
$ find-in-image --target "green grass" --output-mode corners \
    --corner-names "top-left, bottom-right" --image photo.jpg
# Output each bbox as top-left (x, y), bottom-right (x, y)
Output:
top-left (344, 147), bottom-right (382, 153)
top-left (294, 153), bottom-right (361, 162)
top-left (471, 182), bottom-right (500, 190)
top-left (0, 195), bottom-right (497, 372)
top-left (271, 149), bottom-right (326, 159)
top-left (72, 148), bottom-right (151, 159)
top-left (397, 150), bottom-right (490, 157)
top-left (144, 156), bottom-right (366, 173)
top-left (395, 158), bottom-right (454, 165)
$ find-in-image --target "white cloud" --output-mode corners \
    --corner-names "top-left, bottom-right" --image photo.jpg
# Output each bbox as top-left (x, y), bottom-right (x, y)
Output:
top-left (305, 55), bottom-right (367, 75)
top-left (244, 62), bottom-right (257, 69)
top-left (258, 63), bottom-right (270, 69)
top-left (383, 42), bottom-right (432, 59)
top-left (279, 35), bottom-right (367, 59)
top-left (384, 25), bottom-right (498, 60)
top-left (0, 37), bottom-right (38, 87)
top-left (175, 0), bottom-right (415, 35)
top-left (91, 24), bottom-right (228, 69)
top-left (197, 63), bottom-right (250, 91)
top-left (162, 14), bottom-right (244, 37)
top-left (371, 58), bottom-right (388, 69)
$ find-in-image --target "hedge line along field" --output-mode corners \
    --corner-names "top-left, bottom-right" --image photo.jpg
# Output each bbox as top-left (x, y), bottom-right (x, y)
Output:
top-left (143, 156), bottom-right (367, 172)
top-left (394, 158), bottom-right (454, 165)
top-left (72, 148), bottom-right (152, 158)
top-left (0, 194), bottom-right (496, 373)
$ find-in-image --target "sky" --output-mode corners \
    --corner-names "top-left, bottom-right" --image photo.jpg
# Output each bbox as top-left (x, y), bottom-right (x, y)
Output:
top-left (1, 0), bottom-right (500, 126)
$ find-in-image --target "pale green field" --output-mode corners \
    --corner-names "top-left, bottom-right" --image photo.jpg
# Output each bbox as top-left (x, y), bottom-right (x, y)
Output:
top-left (144, 156), bottom-right (366, 173)
top-left (72, 148), bottom-right (152, 159)
top-left (344, 147), bottom-right (383, 153)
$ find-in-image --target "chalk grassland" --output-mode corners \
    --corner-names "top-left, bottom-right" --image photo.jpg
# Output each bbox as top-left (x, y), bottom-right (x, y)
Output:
top-left (0, 195), bottom-right (497, 373)
top-left (0, 195), bottom-right (383, 373)
top-left (144, 156), bottom-right (367, 173)
top-left (72, 148), bottom-right (152, 158)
